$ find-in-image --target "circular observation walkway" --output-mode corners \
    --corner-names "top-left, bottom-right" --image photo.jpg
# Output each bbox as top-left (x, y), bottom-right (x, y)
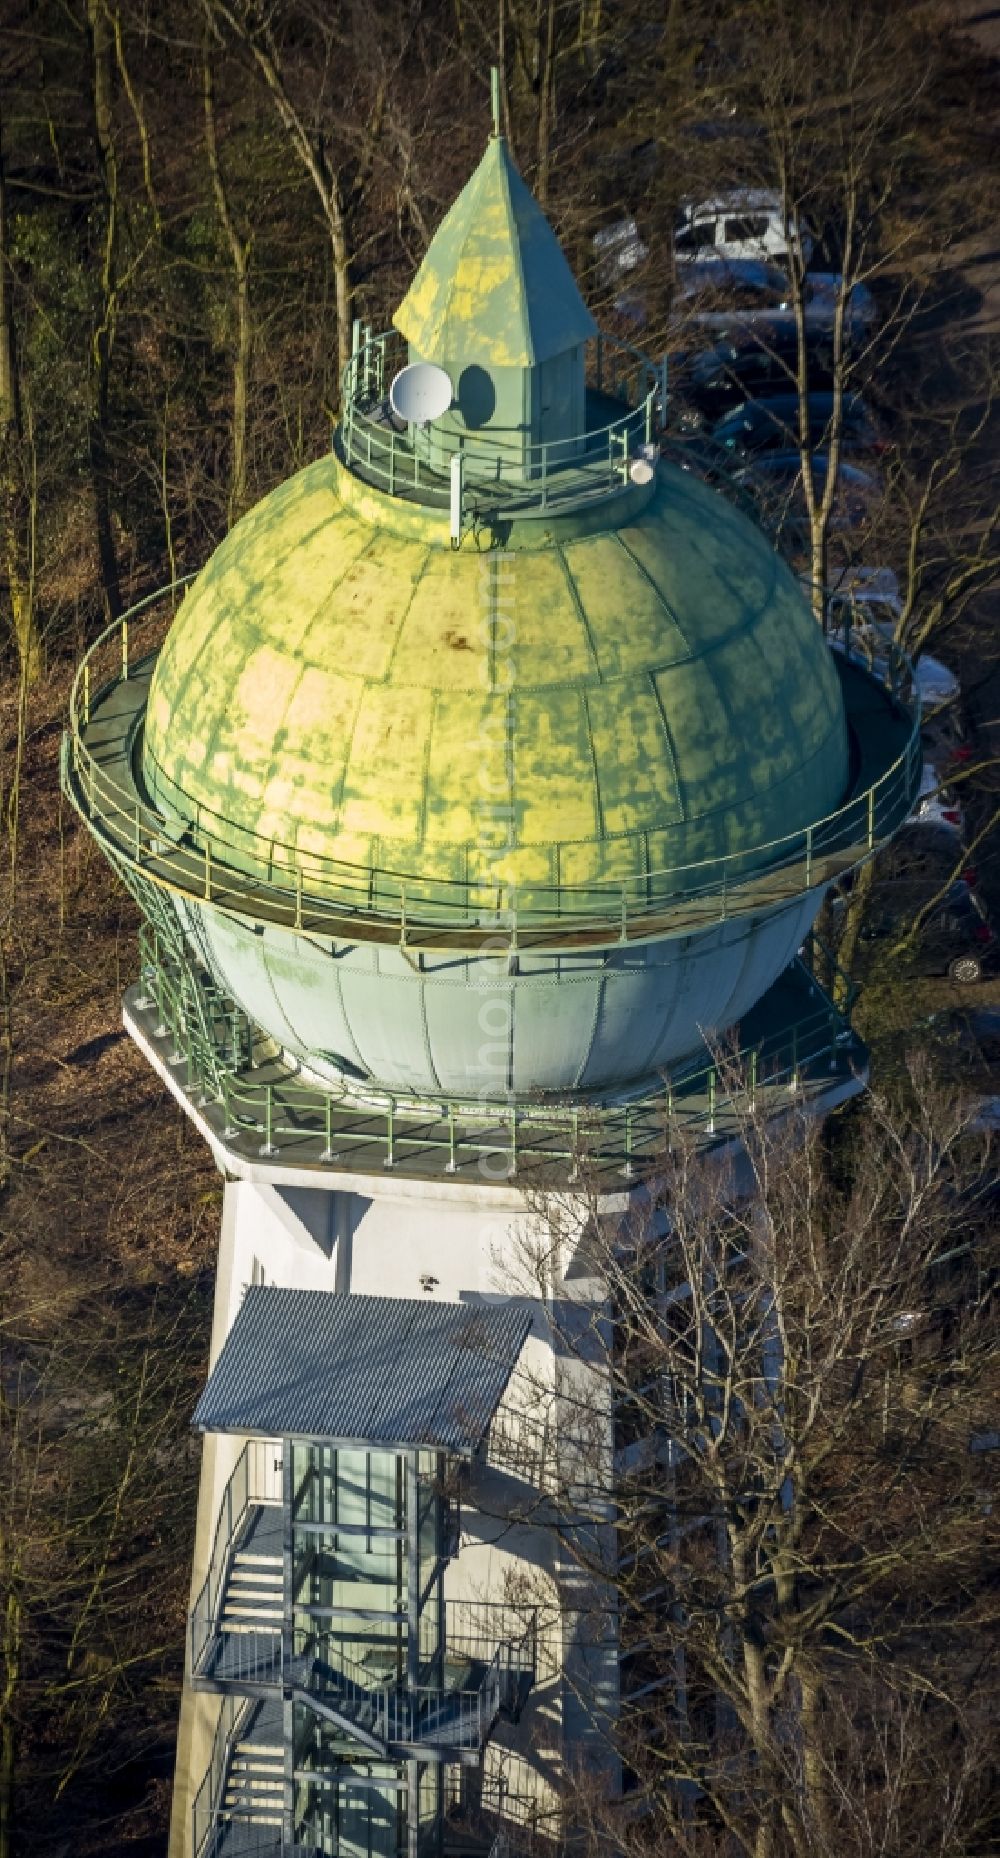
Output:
top-left (62, 583), bottom-right (921, 959)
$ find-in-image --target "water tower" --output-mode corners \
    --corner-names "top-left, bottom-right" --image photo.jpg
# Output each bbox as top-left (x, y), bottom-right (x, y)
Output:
top-left (64, 116), bottom-right (919, 1858)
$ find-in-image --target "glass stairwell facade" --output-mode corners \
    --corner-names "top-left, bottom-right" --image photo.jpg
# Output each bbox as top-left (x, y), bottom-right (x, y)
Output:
top-left (188, 1289), bottom-right (535, 1858)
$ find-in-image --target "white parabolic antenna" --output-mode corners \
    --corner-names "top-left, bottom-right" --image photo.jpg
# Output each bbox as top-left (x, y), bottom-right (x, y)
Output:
top-left (389, 361), bottom-right (453, 425)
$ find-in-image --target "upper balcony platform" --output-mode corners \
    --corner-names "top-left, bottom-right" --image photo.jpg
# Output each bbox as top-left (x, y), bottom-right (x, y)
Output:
top-left (62, 583), bottom-right (919, 959)
top-left (337, 328), bottom-right (664, 521)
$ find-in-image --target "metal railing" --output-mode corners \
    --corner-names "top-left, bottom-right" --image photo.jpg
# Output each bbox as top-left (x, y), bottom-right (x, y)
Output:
top-left (64, 590), bottom-right (921, 955)
top-left (445, 1600), bottom-right (538, 1706)
top-left (137, 923), bottom-right (859, 1179)
top-left (294, 1630), bottom-right (504, 1754)
top-left (193, 1695), bottom-right (252, 1858)
top-left (339, 326), bottom-right (663, 515)
top-left (192, 1697), bottom-right (323, 1858)
top-left (191, 1441), bottom-right (283, 1678)
top-left (485, 1403), bottom-right (556, 1491)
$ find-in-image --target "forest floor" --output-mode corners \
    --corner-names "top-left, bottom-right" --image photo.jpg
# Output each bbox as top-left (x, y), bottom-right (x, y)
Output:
top-left (2, 650), bottom-right (219, 1854)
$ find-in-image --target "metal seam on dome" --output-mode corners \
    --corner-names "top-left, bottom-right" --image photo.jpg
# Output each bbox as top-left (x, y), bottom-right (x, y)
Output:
top-left (644, 669), bottom-right (687, 826)
top-left (612, 529), bottom-right (697, 664)
top-left (258, 936), bottom-right (308, 1052)
top-left (417, 976), bottom-right (442, 1094)
top-left (571, 969), bottom-right (606, 1091)
top-left (416, 688), bottom-right (438, 847)
top-left (325, 659), bottom-right (376, 838)
top-left (375, 538), bottom-right (435, 687)
top-left (261, 666), bottom-right (307, 851)
top-left (149, 503), bottom-right (368, 817)
top-left (329, 963), bottom-right (369, 1073)
top-left (554, 546), bottom-right (603, 679)
top-left (578, 689), bottom-right (607, 842)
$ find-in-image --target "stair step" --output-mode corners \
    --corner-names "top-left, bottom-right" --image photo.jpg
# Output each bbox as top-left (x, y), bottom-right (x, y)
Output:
top-left (226, 1782), bottom-right (284, 1798)
top-left (229, 1566), bottom-right (282, 1583)
top-left (234, 1552), bottom-right (282, 1568)
top-left (230, 1758), bottom-right (284, 1775)
top-left (235, 1744), bottom-right (283, 1760)
top-left (223, 1602), bottom-right (283, 1618)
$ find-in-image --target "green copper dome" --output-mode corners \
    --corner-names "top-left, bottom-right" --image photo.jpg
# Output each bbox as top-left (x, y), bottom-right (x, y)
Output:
top-left (142, 456), bottom-right (849, 902)
top-left (66, 128), bottom-right (918, 1103)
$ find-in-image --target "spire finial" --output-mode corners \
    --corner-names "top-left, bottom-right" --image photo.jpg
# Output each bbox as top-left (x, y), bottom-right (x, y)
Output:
top-left (490, 65), bottom-right (501, 137)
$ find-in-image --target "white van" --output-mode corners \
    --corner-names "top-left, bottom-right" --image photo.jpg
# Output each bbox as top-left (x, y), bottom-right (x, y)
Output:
top-left (675, 190), bottom-right (813, 267)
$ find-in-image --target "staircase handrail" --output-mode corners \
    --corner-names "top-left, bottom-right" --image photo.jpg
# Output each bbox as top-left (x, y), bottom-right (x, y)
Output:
top-left (191, 1439), bottom-right (283, 1675)
top-left (192, 1693), bottom-right (252, 1858)
top-left (295, 1630), bottom-right (505, 1752)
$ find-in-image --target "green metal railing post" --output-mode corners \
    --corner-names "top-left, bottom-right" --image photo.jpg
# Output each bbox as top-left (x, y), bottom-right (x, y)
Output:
top-left (295, 865), bottom-right (303, 931)
top-left (384, 1099), bottom-right (395, 1169)
top-left (121, 619), bottom-right (129, 680)
top-left (446, 1105), bottom-right (457, 1174)
top-left (706, 1069), bottom-right (716, 1135)
top-left (867, 785), bottom-right (875, 851)
top-left (83, 662), bottom-right (90, 727)
top-left (509, 1105), bottom-right (517, 1177)
top-left (260, 1085), bottom-right (276, 1157)
top-left (204, 839), bottom-right (212, 902)
top-left (789, 1026), bottom-right (800, 1094)
top-left (321, 1094), bottom-right (334, 1163)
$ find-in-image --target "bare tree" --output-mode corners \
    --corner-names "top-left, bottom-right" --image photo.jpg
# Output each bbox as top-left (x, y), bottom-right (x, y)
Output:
top-left (504, 1063), bottom-right (999, 1858)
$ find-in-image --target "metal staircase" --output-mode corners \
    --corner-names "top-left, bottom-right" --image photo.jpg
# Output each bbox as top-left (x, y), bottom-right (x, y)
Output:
top-left (221, 1541), bottom-right (283, 1636)
top-left (221, 1699), bottom-right (283, 1835)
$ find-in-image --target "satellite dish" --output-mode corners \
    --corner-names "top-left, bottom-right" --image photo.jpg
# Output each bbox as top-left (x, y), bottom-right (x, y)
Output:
top-left (389, 362), bottom-right (453, 425)
top-left (629, 456), bottom-right (656, 485)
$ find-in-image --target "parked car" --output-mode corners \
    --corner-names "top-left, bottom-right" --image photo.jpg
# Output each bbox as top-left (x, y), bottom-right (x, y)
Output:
top-left (707, 391), bottom-right (882, 458)
top-left (908, 760), bottom-right (965, 838)
top-left (672, 259), bottom-right (876, 341)
top-left (682, 335), bottom-right (836, 424)
top-left (731, 452), bottom-right (884, 545)
top-left (846, 840), bottom-right (997, 984)
top-left (674, 190), bottom-right (814, 266)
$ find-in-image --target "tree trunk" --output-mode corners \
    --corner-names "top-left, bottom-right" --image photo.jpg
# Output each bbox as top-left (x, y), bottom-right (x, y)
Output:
top-left (203, 50), bottom-right (251, 525)
top-left (85, 0), bottom-right (122, 622)
top-left (535, 0), bottom-right (557, 206)
top-left (0, 100), bottom-right (40, 684)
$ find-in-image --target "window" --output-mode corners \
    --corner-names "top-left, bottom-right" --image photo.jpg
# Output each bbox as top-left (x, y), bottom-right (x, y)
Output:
top-left (676, 217), bottom-right (718, 252)
top-left (723, 214), bottom-right (770, 243)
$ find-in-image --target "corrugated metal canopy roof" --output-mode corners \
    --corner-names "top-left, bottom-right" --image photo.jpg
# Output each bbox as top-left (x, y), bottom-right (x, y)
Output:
top-left (193, 1289), bottom-right (532, 1454)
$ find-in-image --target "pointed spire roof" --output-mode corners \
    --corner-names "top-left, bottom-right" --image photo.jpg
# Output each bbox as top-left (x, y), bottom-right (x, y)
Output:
top-left (393, 137), bottom-right (597, 369)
